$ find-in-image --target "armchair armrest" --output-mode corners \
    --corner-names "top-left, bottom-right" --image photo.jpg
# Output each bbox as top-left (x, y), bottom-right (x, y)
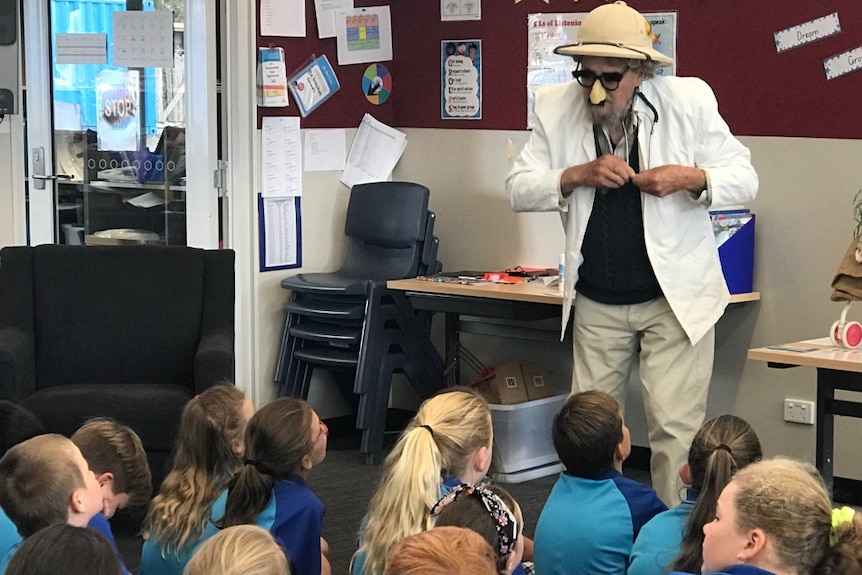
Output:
top-left (194, 328), bottom-right (235, 393)
top-left (0, 327), bottom-right (36, 401)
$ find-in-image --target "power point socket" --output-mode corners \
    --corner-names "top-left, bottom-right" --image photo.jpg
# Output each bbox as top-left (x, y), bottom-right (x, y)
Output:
top-left (784, 398), bottom-right (815, 425)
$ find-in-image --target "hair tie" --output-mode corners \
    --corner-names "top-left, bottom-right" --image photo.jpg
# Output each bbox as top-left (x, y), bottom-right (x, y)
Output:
top-left (419, 424), bottom-right (435, 438)
top-left (430, 483), bottom-right (519, 560)
top-left (830, 506), bottom-right (856, 546)
top-left (714, 444), bottom-right (732, 455)
top-left (244, 459), bottom-right (267, 474)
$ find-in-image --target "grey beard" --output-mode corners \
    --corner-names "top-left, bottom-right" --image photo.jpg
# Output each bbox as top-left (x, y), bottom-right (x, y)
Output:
top-left (587, 95), bottom-right (635, 129)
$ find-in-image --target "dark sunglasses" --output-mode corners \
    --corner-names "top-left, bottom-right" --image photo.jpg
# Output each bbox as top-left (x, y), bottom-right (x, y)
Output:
top-left (572, 68), bottom-right (629, 91)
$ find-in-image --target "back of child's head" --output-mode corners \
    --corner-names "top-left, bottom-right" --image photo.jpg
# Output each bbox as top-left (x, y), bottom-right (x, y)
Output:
top-left (432, 484), bottom-right (522, 574)
top-left (355, 389), bottom-right (493, 575)
top-left (552, 390), bottom-right (622, 477)
top-left (221, 397), bottom-right (316, 527)
top-left (183, 524), bottom-right (290, 575)
top-left (71, 417), bottom-right (153, 510)
top-left (5, 523), bottom-right (122, 575)
top-left (672, 414), bottom-right (762, 572)
top-left (0, 434), bottom-right (87, 537)
top-left (729, 457), bottom-right (862, 575)
top-left (383, 526), bottom-right (498, 575)
top-left (142, 384), bottom-right (250, 553)
top-left (0, 401), bottom-right (44, 457)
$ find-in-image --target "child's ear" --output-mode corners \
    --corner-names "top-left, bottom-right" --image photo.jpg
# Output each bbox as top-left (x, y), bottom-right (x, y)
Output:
top-left (613, 441), bottom-right (627, 464)
top-left (738, 528), bottom-right (767, 562)
top-left (678, 462), bottom-right (691, 485)
top-left (301, 452), bottom-right (313, 471)
top-left (473, 445), bottom-right (492, 473)
top-left (96, 472), bottom-right (113, 487)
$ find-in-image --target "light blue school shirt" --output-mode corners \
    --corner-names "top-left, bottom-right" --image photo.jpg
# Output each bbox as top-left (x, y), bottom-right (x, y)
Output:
top-left (627, 490), bottom-right (697, 575)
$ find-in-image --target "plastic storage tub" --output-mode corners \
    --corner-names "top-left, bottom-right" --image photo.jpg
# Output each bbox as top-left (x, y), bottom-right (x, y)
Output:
top-left (489, 393), bottom-right (567, 483)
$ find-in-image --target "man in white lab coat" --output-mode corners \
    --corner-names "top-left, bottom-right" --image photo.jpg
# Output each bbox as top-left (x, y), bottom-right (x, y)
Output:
top-left (506, 1), bottom-right (758, 505)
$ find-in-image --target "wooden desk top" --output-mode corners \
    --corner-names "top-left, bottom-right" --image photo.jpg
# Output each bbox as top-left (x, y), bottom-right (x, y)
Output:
top-left (388, 278), bottom-right (761, 306)
top-left (748, 338), bottom-right (862, 373)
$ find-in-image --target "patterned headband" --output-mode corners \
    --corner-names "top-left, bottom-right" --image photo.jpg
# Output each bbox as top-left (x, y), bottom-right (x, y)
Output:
top-left (430, 483), bottom-right (519, 560)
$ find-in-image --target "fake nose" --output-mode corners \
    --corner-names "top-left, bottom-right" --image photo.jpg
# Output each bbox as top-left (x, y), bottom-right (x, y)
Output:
top-left (590, 81), bottom-right (607, 105)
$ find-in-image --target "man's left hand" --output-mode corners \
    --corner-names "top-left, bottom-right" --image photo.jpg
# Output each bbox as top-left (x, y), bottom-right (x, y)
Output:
top-left (631, 165), bottom-right (706, 198)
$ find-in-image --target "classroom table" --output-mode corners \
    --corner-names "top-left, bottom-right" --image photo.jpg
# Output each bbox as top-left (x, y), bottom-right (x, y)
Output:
top-left (389, 277), bottom-right (759, 382)
top-left (748, 339), bottom-right (862, 502)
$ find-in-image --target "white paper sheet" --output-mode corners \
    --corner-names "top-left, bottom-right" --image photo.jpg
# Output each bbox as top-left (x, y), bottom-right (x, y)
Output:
top-left (261, 116), bottom-right (302, 197)
top-left (261, 0), bottom-right (306, 37)
top-left (315, 0), bottom-right (353, 39)
top-left (335, 6), bottom-right (393, 65)
top-left (262, 196), bottom-right (299, 268)
top-left (112, 11), bottom-right (174, 68)
top-left (304, 129), bottom-right (347, 172)
top-left (56, 33), bottom-right (107, 64)
top-left (441, 0), bottom-right (481, 21)
top-left (340, 114), bottom-right (406, 188)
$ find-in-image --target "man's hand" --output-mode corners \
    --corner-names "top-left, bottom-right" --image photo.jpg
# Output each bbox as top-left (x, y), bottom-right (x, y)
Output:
top-left (561, 154), bottom-right (637, 197)
top-left (632, 165), bottom-right (706, 198)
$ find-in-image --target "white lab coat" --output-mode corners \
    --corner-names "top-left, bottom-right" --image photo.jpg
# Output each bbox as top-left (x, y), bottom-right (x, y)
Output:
top-left (507, 76), bottom-right (758, 344)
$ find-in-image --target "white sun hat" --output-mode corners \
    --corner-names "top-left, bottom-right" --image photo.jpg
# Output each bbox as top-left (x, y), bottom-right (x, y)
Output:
top-left (553, 1), bottom-right (674, 67)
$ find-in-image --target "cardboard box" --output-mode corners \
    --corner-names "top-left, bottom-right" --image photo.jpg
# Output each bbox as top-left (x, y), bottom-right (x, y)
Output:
top-left (472, 360), bottom-right (555, 405)
top-left (490, 393), bottom-right (568, 482)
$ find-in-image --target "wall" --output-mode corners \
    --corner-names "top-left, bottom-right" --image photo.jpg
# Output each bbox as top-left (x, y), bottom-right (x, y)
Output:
top-left (259, 130), bottom-right (862, 482)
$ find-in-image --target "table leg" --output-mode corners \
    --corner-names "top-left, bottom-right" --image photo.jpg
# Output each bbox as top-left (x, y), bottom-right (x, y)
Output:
top-left (816, 368), bottom-right (835, 492)
top-left (444, 311), bottom-right (460, 384)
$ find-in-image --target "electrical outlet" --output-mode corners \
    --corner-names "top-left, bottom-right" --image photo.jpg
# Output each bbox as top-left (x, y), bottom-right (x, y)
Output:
top-left (784, 399), bottom-right (815, 425)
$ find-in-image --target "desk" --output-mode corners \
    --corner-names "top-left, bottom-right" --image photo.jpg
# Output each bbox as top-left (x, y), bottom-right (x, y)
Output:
top-left (748, 340), bottom-right (862, 502)
top-left (389, 277), bottom-right (759, 381)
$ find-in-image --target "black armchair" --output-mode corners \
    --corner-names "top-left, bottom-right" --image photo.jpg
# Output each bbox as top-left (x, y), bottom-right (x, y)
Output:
top-left (0, 245), bottom-right (235, 485)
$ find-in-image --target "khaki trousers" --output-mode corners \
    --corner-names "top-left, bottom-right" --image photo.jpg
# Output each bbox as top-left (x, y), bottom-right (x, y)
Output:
top-left (571, 294), bottom-right (714, 506)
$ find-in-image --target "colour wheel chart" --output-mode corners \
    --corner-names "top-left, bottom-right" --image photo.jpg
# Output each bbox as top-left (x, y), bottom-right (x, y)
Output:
top-left (363, 63), bottom-right (392, 105)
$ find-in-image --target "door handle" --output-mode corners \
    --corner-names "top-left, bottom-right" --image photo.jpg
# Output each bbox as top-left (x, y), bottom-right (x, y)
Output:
top-left (31, 146), bottom-right (72, 190)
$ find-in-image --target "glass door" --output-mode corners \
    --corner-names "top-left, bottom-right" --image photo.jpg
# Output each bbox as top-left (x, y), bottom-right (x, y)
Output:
top-left (23, 0), bottom-right (220, 247)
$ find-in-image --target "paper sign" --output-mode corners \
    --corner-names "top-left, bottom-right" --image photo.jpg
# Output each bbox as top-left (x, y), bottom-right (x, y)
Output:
top-left (261, 0), bottom-right (306, 37)
top-left (441, 40), bottom-right (482, 120)
top-left (335, 6), bottom-right (393, 65)
top-left (261, 116), bottom-right (302, 197)
top-left (56, 33), bottom-right (107, 64)
top-left (315, 0), bottom-right (353, 38)
top-left (259, 195), bottom-right (302, 271)
top-left (112, 11), bottom-right (174, 68)
top-left (442, 0), bottom-right (481, 21)
top-left (824, 45), bottom-right (862, 80)
top-left (774, 13), bottom-right (840, 53)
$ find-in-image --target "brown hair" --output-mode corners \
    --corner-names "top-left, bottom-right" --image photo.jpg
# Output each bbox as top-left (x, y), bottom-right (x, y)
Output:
top-left (183, 525), bottom-right (289, 575)
top-left (142, 384), bottom-right (248, 553)
top-left (433, 485), bottom-right (522, 574)
top-left (0, 434), bottom-right (86, 537)
top-left (221, 398), bottom-right (314, 527)
top-left (383, 526), bottom-right (498, 575)
top-left (552, 390), bottom-right (622, 477)
top-left (732, 458), bottom-right (862, 575)
top-left (671, 414), bottom-right (762, 573)
top-left (72, 418), bottom-right (152, 508)
top-left (6, 523), bottom-right (121, 575)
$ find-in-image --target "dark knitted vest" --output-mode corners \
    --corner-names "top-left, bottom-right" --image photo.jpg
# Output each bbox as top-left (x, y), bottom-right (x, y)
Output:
top-left (575, 128), bottom-right (663, 305)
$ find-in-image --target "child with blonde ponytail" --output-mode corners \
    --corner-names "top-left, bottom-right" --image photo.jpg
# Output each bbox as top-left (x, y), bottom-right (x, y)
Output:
top-left (351, 389), bottom-right (494, 575)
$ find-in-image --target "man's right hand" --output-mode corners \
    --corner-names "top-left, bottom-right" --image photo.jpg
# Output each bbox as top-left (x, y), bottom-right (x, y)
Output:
top-left (561, 154), bottom-right (636, 197)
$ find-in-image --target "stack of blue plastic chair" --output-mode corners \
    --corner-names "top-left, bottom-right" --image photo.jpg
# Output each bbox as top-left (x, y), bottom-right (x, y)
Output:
top-left (274, 182), bottom-right (444, 464)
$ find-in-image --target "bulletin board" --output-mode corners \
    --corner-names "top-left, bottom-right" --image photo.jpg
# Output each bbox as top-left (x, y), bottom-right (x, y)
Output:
top-left (258, 0), bottom-right (862, 139)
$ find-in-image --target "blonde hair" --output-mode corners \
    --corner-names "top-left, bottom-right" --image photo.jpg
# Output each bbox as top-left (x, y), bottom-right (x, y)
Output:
top-left (731, 457), bottom-right (862, 575)
top-left (72, 418), bottom-right (152, 508)
top-left (0, 435), bottom-right (86, 537)
top-left (142, 384), bottom-right (248, 554)
top-left (183, 525), bottom-right (289, 575)
top-left (383, 526), bottom-right (497, 575)
top-left (355, 390), bottom-right (492, 575)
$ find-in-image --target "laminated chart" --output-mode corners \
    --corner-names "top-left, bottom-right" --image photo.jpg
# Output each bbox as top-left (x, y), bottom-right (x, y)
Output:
top-left (347, 13), bottom-right (380, 52)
